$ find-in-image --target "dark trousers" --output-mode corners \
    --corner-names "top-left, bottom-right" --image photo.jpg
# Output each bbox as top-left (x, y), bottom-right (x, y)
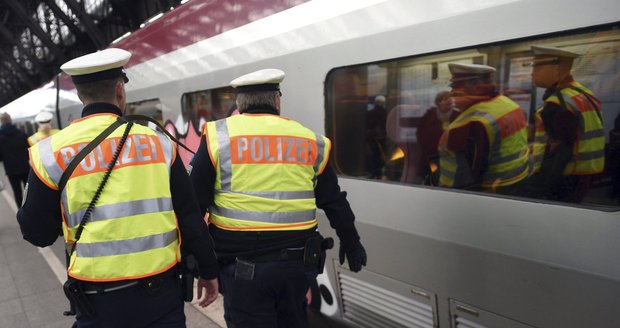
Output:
top-left (7, 172), bottom-right (28, 206)
top-left (220, 260), bottom-right (318, 328)
top-left (76, 274), bottom-right (185, 328)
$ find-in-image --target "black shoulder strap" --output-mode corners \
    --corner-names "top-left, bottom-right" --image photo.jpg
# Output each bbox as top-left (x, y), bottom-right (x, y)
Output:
top-left (58, 118), bottom-right (126, 191)
top-left (122, 114), bottom-right (195, 154)
top-left (68, 121), bottom-right (134, 257)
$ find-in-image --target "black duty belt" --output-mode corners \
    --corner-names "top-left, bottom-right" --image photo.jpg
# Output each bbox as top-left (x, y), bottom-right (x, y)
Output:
top-left (82, 281), bottom-right (138, 295)
top-left (241, 248), bottom-right (305, 263)
top-left (80, 268), bottom-right (175, 295)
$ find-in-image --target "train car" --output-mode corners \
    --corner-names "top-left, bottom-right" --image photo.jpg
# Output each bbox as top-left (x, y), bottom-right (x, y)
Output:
top-left (41, 0), bottom-right (620, 327)
top-left (0, 83), bottom-right (80, 136)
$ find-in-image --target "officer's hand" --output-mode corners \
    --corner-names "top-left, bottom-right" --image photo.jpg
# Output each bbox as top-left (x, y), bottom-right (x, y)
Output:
top-left (197, 277), bottom-right (219, 307)
top-left (339, 240), bottom-right (367, 272)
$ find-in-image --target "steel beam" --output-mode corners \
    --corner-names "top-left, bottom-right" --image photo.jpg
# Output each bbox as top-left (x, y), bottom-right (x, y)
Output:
top-left (42, 0), bottom-right (95, 49)
top-left (0, 50), bottom-right (37, 89)
top-left (108, 0), bottom-right (140, 30)
top-left (0, 23), bottom-right (47, 74)
top-left (60, 0), bottom-right (107, 49)
top-left (4, 0), bottom-right (67, 62)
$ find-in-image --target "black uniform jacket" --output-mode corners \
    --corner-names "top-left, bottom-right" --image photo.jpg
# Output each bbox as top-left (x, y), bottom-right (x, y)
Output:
top-left (190, 106), bottom-right (360, 262)
top-left (540, 88), bottom-right (579, 149)
top-left (16, 103), bottom-right (219, 279)
top-left (0, 123), bottom-right (30, 176)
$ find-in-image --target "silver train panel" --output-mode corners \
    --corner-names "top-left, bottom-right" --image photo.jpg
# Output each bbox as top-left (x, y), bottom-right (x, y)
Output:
top-left (318, 213), bottom-right (619, 327)
top-left (31, 0), bottom-right (620, 327)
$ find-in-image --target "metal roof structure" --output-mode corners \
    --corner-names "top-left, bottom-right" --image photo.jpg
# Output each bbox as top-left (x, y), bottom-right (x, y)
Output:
top-left (0, 0), bottom-right (185, 108)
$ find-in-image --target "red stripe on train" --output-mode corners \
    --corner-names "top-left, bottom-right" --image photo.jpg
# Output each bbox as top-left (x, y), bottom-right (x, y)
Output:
top-left (59, 0), bottom-right (308, 90)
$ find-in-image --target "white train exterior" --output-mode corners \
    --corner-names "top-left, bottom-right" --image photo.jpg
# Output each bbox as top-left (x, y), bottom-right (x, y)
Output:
top-left (8, 0), bottom-right (620, 327)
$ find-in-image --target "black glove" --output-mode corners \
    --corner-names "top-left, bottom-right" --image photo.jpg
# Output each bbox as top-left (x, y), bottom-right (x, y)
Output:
top-left (339, 240), bottom-right (367, 272)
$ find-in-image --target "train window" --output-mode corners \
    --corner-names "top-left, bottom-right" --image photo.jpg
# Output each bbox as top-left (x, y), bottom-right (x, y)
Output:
top-left (181, 87), bottom-right (236, 134)
top-left (126, 99), bottom-right (163, 127)
top-left (326, 24), bottom-right (620, 208)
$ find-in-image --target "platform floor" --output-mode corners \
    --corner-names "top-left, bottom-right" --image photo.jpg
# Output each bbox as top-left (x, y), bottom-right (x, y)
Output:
top-left (0, 166), bottom-right (348, 328)
top-left (0, 169), bottom-right (223, 328)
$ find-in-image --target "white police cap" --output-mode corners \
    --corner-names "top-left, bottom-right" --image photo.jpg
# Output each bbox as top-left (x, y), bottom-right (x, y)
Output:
top-left (448, 63), bottom-right (496, 76)
top-left (230, 69), bottom-right (285, 93)
top-left (35, 111), bottom-right (53, 123)
top-left (448, 63), bottom-right (496, 84)
top-left (61, 48), bottom-right (131, 84)
top-left (531, 45), bottom-right (580, 58)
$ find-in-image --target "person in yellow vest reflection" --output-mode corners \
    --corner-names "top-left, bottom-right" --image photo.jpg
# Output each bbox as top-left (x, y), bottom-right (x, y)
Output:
top-left (189, 68), bottom-right (367, 327)
top-left (438, 63), bottom-right (530, 194)
top-left (528, 45), bottom-right (604, 203)
top-left (28, 111), bottom-right (61, 146)
top-left (16, 48), bottom-right (219, 327)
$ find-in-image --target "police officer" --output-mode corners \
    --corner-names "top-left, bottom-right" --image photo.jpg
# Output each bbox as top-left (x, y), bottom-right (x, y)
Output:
top-left (438, 63), bottom-right (530, 193)
top-left (0, 112), bottom-right (30, 205)
top-left (529, 45), bottom-right (604, 203)
top-left (190, 68), bottom-right (367, 327)
top-left (16, 48), bottom-right (219, 327)
top-left (28, 111), bottom-right (61, 146)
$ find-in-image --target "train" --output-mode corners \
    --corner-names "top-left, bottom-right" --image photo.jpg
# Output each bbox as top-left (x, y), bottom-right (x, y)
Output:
top-left (3, 0), bottom-right (620, 327)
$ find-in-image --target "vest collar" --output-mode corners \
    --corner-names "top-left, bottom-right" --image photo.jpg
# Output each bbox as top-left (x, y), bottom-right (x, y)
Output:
top-left (81, 102), bottom-right (123, 118)
top-left (242, 105), bottom-right (279, 115)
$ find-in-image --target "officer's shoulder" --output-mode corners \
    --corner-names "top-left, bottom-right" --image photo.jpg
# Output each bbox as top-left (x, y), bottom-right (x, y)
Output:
top-left (49, 127), bottom-right (68, 139)
top-left (289, 119), bottom-right (329, 140)
top-left (128, 123), bottom-right (161, 135)
top-left (286, 118), bottom-right (313, 131)
top-left (210, 116), bottom-right (233, 124)
top-left (200, 117), bottom-right (226, 131)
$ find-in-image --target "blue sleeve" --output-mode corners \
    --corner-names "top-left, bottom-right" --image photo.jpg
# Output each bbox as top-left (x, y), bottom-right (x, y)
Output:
top-left (16, 169), bottom-right (62, 247)
top-left (314, 163), bottom-right (360, 248)
top-left (189, 137), bottom-right (216, 216)
top-left (170, 151), bottom-right (219, 279)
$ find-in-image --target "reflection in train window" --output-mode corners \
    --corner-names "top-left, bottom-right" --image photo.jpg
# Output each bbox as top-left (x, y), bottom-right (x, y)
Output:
top-left (16, 121), bottom-right (36, 136)
top-left (126, 99), bottom-right (163, 128)
top-left (181, 87), bottom-right (236, 134)
top-left (326, 25), bottom-right (620, 208)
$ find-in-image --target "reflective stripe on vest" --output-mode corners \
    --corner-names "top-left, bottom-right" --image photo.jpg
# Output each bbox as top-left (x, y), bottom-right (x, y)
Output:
top-left (38, 137), bottom-right (64, 184)
top-left (32, 114), bottom-right (179, 281)
top-left (205, 114), bottom-right (330, 231)
top-left (210, 207), bottom-right (316, 224)
top-left (65, 197), bottom-right (174, 227)
top-left (530, 109), bottom-right (546, 173)
top-left (76, 229), bottom-right (177, 257)
top-left (438, 96), bottom-right (530, 188)
top-left (544, 82), bottom-right (604, 175)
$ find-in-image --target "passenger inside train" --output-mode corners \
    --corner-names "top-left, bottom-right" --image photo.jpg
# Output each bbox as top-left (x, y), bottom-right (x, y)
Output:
top-left (326, 26), bottom-right (620, 206)
top-left (416, 90), bottom-right (459, 185)
top-left (365, 95), bottom-right (387, 179)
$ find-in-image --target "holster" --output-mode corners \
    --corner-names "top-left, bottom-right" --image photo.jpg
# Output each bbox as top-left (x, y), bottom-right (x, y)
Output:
top-left (63, 278), bottom-right (95, 318)
top-left (304, 236), bottom-right (334, 274)
top-left (179, 255), bottom-right (196, 302)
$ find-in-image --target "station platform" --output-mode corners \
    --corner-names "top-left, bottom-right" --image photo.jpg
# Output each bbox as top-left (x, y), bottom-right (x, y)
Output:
top-left (0, 168), bottom-right (345, 328)
top-left (0, 171), bottom-right (224, 328)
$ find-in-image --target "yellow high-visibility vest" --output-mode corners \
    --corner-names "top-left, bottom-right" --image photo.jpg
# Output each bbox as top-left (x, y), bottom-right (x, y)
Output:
top-left (203, 114), bottom-right (330, 231)
top-left (438, 95), bottom-right (530, 189)
top-left (539, 82), bottom-right (604, 175)
top-left (29, 113), bottom-right (180, 282)
top-left (28, 129), bottom-right (60, 146)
